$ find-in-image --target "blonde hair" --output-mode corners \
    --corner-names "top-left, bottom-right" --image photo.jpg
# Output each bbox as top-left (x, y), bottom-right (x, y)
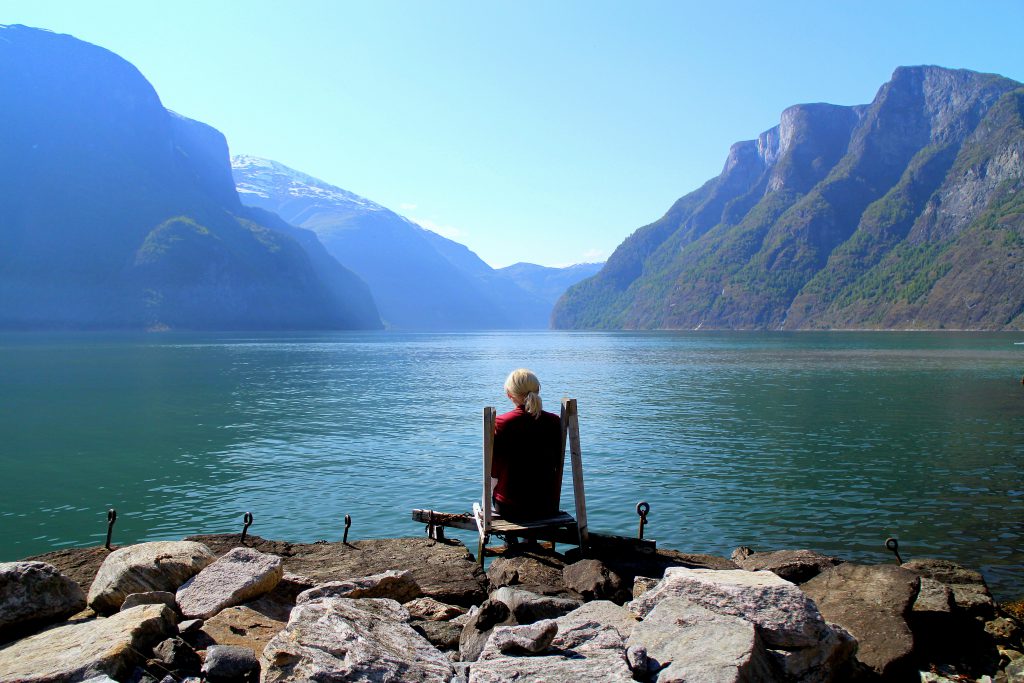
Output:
top-left (505, 368), bottom-right (543, 418)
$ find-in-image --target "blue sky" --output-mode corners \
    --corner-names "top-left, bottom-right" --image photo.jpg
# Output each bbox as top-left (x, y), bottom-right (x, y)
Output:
top-left (4, 1), bottom-right (1023, 267)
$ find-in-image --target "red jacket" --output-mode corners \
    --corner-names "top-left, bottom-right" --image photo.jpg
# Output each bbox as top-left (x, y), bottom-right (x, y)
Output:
top-left (492, 405), bottom-right (562, 519)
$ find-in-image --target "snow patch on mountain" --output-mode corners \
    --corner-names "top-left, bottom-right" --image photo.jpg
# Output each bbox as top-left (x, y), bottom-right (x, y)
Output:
top-left (231, 154), bottom-right (385, 212)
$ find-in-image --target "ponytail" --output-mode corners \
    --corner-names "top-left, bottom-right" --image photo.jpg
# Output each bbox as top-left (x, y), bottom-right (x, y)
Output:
top-left (504, 368), bottom-right (544, 419)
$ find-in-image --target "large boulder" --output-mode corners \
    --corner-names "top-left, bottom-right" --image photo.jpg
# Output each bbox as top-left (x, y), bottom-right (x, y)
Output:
top-left (630, 567), bottom-right (832, 649)
top-left (87, 541), bottom-right (216, 615)
top-left (202, 644), bottom-right (260, 683)
top-left (459, 598), bottom-right (515, 662)
top-left (24, 546), bottom-right (111, 593)
top-left (282, 537), bottom-right (487, 607)
top-left (261, 597), bottom-right (454, 682)
top-left (295, 569), bottom-right (422, 604)
top-left (902, 558), bottom-right (995, 619)
top-left (405, 596), bottom-right (467, 622)
top-left (176, 547), bottom-right (283, 619)
top-left (731, 547), bottom-right (842, 584)
top-left (626, 596), bottom-right (777, 682)
top-left (801, 563), bottom-right (920, 678)
top-left (487, 548), bottom-right (568, 595)
top-left (0, 604), bottom-right (177, 682)
top-left (563, 559), bottom-right (626, 602)
top-left (470, 600), bottom-right (637, 682)
top-left (490, 586), bottom-right (582, 624)
top-left (242, 572), bottom-right (316, 622)
top-left (196, 605), bottom-right (285, 654)
top-left (0, 561), bottom-right (86, 642)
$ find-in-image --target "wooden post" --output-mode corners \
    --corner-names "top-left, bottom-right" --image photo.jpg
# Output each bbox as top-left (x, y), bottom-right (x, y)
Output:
top-left (564, 399), bottom-right (589, 547)
top-left (480, 406), bottom-right (496, 564)
top-left (557, 399), bottom-right (570, 509)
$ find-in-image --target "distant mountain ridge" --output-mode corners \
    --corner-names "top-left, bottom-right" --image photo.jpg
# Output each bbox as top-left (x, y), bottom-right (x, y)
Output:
top-left (0, 25), bottom-right (381, 330)
top-left (232, 157), bottom-right (598, 329)
top-left (553, 66), bottom-right (1024, 330)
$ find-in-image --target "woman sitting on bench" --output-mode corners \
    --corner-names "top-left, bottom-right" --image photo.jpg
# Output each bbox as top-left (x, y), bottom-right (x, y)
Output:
top-left (492, 368), bottom-right (562, 522)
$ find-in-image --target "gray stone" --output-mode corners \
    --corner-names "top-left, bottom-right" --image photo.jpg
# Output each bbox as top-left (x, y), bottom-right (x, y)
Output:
top-left (903, 558), bottom-right (995, 619)
top-left (731, 547), bottom-right (842, 584)
top-left (630, 567), bottom-right (831, 649)
top-left (295, 568), bottom-right (422, 605)
top-left (0, 561), bottom-right (86, 641)
top-left (486, 619), bottom-right (558, 655)
top-left (261, 597), bottom-right (454, 682)
top-left (767, 623), bottom-right (857, 682)
top-left (490, 586), bottom-right (582, 624)
top-left (176, 546), bottom-right (282, 620)
top-left (405, 596), bottom-right (467, 621)
top-left (241, 571), bottom-right (315, 622)
top-left (87, 541), bottom-right (216, 615)
top-left (987, 617), bottom-right (1021, 644)
top-left (202, 644), bottom-right (259, 682)
top-left (151, 636), bottom-right (200, 674)
top-left (121, 590), bottom-right (177, 612)
top-left (626, 596), bottom-right (777, 682)
top-left (458, 598), bottom-right (514, 662)
top-left (914, 577), bottom-right (955, 614)
top-left (563, 559), bottom-right (625, 601)
top-left (802, 563), bottom-right (920, 678)
top-left (0, 604), bottom-right (177, 682)
top-left (1007, 657), bottom-right (1024, 683)
top-left (177, 618), bottom-right (203, 633)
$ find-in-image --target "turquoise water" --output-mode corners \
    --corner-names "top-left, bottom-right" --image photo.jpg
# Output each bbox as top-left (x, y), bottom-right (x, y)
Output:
top-left (1, 330), bottom-right (1022, 599)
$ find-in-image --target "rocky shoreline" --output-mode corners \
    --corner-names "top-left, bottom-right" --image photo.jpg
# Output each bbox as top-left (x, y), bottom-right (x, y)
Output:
top-left (0, 535), bottom-right (1021, 682)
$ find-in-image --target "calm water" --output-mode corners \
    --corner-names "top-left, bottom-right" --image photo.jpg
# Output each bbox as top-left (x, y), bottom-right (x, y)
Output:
top-left (1, 330), bottom-right (1022, 599)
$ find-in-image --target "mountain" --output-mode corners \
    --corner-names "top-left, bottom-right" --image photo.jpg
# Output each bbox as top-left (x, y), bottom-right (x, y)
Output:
top-left (0, 25), bottom-right (381, 330)
top-left (232, 156), bottom-right (592, 329)
top-left (498, 262), bottom-right (604, 308)
top-left (553, 66), bottom-right (1024, 331)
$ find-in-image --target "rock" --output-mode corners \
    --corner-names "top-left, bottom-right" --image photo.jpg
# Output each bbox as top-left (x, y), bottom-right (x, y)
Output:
top-left (24, 546), bottom-right (111, 593)
top-left (176, 546), bottom-right (283, 619)
top-left (150, 636), bottom-right (201, 675)
top-left (261, 597), bottom-right (454, 682)
top-left (731, 547), bottom-right (842, 584)
top-left (914, 577), bottom-right (956, 614)
top-left (487, 548), bottom-right (568, 595)
top-left (553, 600), bottom-right (639, 649)
top-left (412, 619), bottom-right (463, 650)
top-left (241, 572), bottom-right (315, 622)
top-left (487, 619), bottom-right (559, 655)
top-left (469, 600), bottom-right (636, 682)
top-left (490, 586), bottom-right (582, 624)
top-left (198, 605), bottom-right (285, 653)
top-left (0, 604), bottom-right (177, 682)
top-left (121, 591), bottom-right (177, 612)
top-left (281, 537), bottom-right (487, 607)
top-left (202, 644), bottom-right (260, 682)
top-left (988, 617), bottom-right (1021, 644)
top-left (630, 567), bottom-right (831, 649)
top-left (802, 563), bottom-right (920, 678)
top-left (632, 575), bottom-right (660, 599)
top-left (563, 559), bottom-right (625, 601)
top-left (626, 596), bottom-right (777, 682)
top-left (295, 569), bottom-right (422, 604)
top-left (767, 623), bottom-right (857, 682)
top-left (177, 618), bottom-right (203, 633)
top-left (903, 558), bottom-right (996, 619)
top-left (459, 598), bottom-right (514, 662)
top-left (626, 644), bottom-right (649, 675)
top-left (87, 541), bottom-right (216, 615)
top-left (0, 561), bottom-right (86, 642)
top-left (405, 596), bottom-right (467, 621)
top-left (1007, 657), bottom-right (1024, 683)
top-left (580, 546), bottom-right (737, 590)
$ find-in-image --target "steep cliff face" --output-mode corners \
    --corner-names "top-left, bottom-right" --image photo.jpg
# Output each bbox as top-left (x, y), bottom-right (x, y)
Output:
top-left (0, 25), bottom-right (381, 330)
top-left (553, 66), bottom-right (1023, 330)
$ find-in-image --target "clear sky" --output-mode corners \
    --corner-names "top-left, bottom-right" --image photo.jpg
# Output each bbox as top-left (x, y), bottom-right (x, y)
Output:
top-left (3, 1), bottom-right (1023, 268)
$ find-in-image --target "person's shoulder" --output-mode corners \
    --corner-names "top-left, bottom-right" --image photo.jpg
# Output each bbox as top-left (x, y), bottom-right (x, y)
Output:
top-left (496, 409), bottom-right (522, 426)
top-left (541, 410), bottom-right (561, 425)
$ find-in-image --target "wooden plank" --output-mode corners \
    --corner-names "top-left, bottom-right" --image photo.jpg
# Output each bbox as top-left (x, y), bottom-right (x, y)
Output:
top-left (411, 509), bottom-right (478, 531)
top-left (565, 399), bottom-right (589, 545)
top-left (481, 405), bottom-right (493, 532)
top-left (557, 399), bottom-right (569, 509)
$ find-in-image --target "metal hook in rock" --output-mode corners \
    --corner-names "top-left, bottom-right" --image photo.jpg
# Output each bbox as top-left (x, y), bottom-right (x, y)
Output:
top-left (343, 514), bottom-right (352, 544)
top-left (105, 509), bottom-right (117, 550)
top-left (636, 501), bottom-right (650, 540)
top-left (885, 537), bottom-right (902, 565)
top-left (241, 511), bottom-right (253, 544)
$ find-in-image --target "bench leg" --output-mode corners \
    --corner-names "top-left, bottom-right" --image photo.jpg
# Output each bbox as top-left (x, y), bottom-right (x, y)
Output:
top-left (477, 534), bottom-right (489, 568)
